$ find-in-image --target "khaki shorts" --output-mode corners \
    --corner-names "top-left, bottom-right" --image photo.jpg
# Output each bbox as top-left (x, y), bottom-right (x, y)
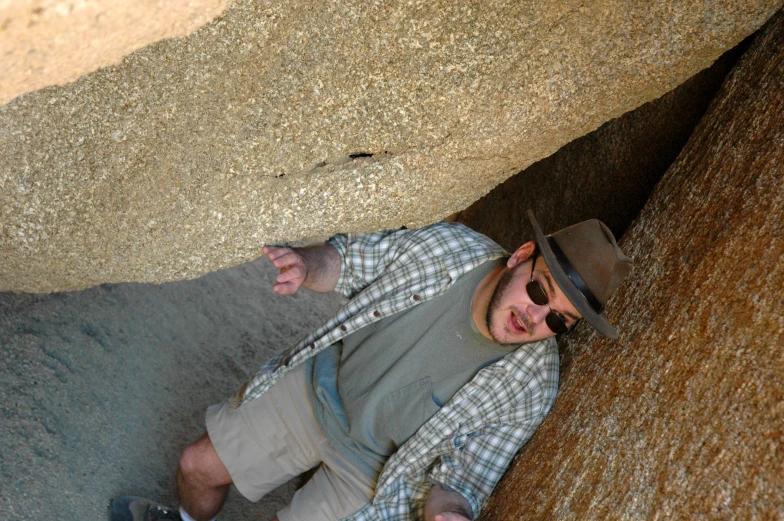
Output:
top-left (205, 363), bottom-right (376, 521)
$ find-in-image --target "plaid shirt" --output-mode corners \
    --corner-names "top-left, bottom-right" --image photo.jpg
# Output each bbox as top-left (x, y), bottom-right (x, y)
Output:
top-left (238, 222), bottom-right (559, 521)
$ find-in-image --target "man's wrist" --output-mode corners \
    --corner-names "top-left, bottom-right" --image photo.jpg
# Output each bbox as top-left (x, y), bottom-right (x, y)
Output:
top-left (296, 243), bottom-right (340, 293)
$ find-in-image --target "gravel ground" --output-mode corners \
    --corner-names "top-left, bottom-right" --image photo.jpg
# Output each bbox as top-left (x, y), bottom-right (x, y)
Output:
top-left (0, 256), bottom-right (342, 521)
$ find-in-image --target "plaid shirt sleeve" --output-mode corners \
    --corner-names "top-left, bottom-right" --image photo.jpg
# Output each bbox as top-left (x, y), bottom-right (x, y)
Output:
top-left (425, 346), bottom-right (559, 518)
top-left (327, 223), bottom-right (501, 301)
top-left (327, 228), bottom-right (415, 300)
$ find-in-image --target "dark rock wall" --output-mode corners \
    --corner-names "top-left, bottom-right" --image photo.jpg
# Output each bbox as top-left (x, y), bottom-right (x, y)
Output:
top-left (480, 9), bottom-right (784, 520)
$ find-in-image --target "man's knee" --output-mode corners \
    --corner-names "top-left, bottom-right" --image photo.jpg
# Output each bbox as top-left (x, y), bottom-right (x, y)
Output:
top-left (178, 434), bottom-right (232, 487)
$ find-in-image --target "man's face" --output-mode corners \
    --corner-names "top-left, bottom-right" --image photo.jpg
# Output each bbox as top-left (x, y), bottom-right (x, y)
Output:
top-left (485, 255), bottom-right (581, 345)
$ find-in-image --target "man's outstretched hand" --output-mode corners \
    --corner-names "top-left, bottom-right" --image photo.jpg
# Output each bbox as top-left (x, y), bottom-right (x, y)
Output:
top-left (263, 243), bottom-right (341, 295)
top-left (263, 246), bottom-right (308, 295)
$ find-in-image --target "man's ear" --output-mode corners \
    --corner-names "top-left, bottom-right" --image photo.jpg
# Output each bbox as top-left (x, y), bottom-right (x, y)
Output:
top-left (507, 241), bottom-right (536, 269)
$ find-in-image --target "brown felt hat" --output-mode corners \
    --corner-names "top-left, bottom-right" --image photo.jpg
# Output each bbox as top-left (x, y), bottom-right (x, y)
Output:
top-left (527, 210), bottom-right (633, 339)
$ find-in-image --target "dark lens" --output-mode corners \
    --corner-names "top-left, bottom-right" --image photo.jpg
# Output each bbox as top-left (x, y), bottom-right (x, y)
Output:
top-left (526, 281), bottom-right (548, 306)
top-left (545, 312), bottom-right (568, 334)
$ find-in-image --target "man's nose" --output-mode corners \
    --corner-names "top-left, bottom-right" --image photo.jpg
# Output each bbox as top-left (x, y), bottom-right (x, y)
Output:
top-left (528, 303), bottom-right (550, 324)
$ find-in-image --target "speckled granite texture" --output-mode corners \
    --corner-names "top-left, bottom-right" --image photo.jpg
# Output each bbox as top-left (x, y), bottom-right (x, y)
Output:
top-left (1, 0), bottom-right (782, 292)
top-left (481, 10), bottom-right (784, 520)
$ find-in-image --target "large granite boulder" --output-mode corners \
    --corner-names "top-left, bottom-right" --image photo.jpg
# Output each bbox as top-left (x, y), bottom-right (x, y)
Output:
top-left (1, 0), bottom-right (781, 293)
top-left (481, 9), bottom-right (784, 519)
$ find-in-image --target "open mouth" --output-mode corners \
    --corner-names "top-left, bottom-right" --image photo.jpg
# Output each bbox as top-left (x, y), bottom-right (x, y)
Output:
top-left (508, 311), bottom-right (527, 335)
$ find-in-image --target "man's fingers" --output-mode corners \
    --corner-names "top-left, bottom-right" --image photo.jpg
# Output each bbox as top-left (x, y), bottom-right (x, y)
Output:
top-left (276, 265), bottom-right (304, 283)
top-left (263, 246), bottom-right (294, 261)
top-left (272, 281), bottom-right (300, 295)
top-left (269, 252), bottom-right (303, 270)
top-left (264, 246), bottom-right (307, 295)
top-left (262, 246), bottom-right (284, 257)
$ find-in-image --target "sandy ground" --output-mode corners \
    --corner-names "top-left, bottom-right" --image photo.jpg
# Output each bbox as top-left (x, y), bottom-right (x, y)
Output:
top-left (0, 0), bottom-right (233, 105)
top-left (0, 256), bottom-right (343, 520)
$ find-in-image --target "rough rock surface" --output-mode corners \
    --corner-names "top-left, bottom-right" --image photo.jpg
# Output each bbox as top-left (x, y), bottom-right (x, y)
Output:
top-left (454, 41), bottom-right (746, 250)
top-left (0, 0), bottom-right (233, 106)
top-left (481, 10), bottom-right (784, 520)
top-left (1, 1), bottom-right (781, 293)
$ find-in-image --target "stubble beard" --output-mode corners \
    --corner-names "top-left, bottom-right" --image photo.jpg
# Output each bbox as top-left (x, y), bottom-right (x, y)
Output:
top-left (485, 264), bottom-right (532, 345)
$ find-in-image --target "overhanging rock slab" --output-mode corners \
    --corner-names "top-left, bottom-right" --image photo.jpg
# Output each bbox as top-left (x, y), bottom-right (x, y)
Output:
top-left (1, 0), bottom-right (781, 292)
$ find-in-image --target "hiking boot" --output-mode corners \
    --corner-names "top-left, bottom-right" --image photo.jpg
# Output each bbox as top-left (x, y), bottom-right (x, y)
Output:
top-left (109, 496), bottom-right (183, 521)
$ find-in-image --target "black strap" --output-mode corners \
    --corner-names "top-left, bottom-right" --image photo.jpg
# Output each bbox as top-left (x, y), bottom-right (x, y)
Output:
top-left (547, 236), bottom-right (603, 314)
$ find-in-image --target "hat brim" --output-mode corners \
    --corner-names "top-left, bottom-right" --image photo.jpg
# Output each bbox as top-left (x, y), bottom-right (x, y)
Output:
top-left (527, 210), bottom-right (619, 339)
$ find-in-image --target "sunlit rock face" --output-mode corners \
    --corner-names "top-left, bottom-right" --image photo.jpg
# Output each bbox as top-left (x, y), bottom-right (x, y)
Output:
top-left (1, 0), bottom-right (781, 293)
top-left (0, 0), bottom-right (232, 106)
top-left (481, 10), bottom-right (784, 520)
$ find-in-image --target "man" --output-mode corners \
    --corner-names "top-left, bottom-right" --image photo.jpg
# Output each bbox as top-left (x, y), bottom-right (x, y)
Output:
top-left (112, 210), bottom-right (632, 521)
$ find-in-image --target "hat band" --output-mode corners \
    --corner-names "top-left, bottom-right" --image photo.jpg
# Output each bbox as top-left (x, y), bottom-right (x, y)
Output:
top-left (546, 236), bottom-right (603, 314)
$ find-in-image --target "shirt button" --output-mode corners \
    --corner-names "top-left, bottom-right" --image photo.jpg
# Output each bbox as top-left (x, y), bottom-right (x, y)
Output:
top-left (373, 311), bottom-right (381, 317)
top-left (340, 325), bottom-right (347, 331)
top-left (412, 294), bottom-right (421, 301)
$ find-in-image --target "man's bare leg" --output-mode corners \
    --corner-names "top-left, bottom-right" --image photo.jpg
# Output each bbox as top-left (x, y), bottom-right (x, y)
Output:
top-left (177, 434), bottom-right (233, 521)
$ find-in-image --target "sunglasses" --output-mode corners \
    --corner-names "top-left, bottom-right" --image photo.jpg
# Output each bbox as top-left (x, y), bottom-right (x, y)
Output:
top-left (526, 250), bottom-right (569, 334)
